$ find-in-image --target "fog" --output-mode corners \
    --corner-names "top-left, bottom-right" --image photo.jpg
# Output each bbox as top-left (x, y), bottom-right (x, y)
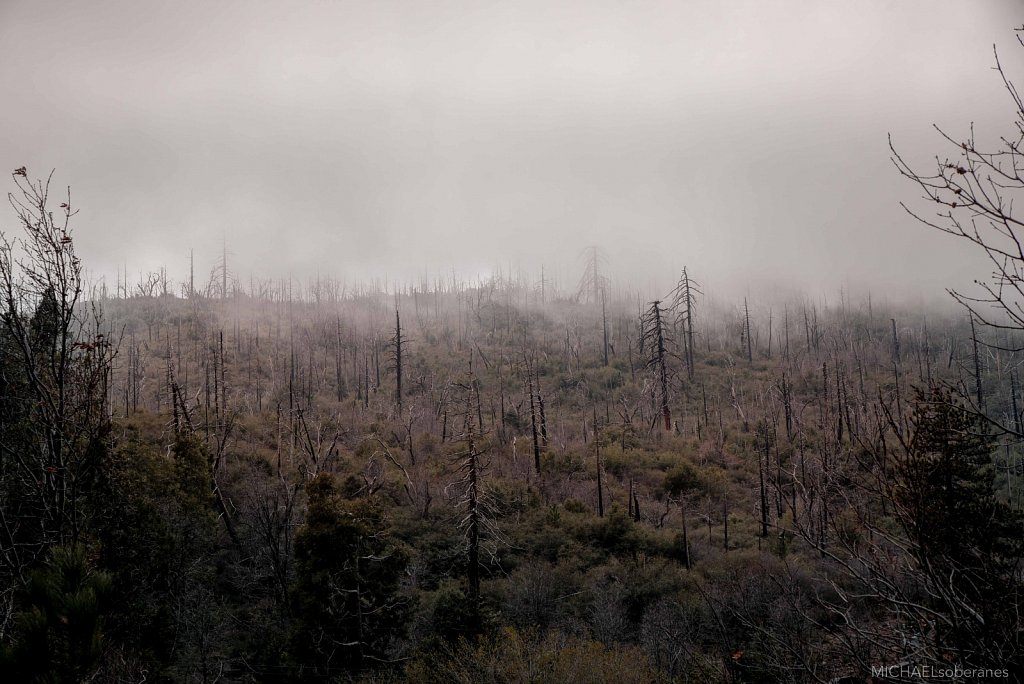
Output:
top-left (0, 0), bottom-right (1021, 304)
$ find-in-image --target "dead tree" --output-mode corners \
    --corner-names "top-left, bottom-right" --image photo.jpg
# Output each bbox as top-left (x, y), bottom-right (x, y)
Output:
top-left (890, 318), bottom-right (900, 366)
top-left (0, 168), bottom-right (116, 576)
top-left (669, 267), bottom-right (701, 379)
top-left (891, 29), bottom-right (1024, 434)
top-left (188, 248), bottom-right (196, 298)
top-left (779, 372), bottom-right (794, 441)
top-left (756, 421), bottom-right (772, 538)
top-left (575, 245), bottom-right (609, 305)
top-left (453, 359), bottom-right (496, 611)
top-left (593, 405), bottom-right (605, 517)
top-left (527, 357), bottom-right (542, 474)
top-left (536, 372), bottom-right (548, 449)
top-left (601, 286), bottom-right (610, 366)
top-left (743, 298), bottom-right (753, 362)
top-left (221, 241), bottom-right (228, 298)
top-left (641, 300), bottom-right (673, 430)
top-left (391, 308), bottom-right (405, 409)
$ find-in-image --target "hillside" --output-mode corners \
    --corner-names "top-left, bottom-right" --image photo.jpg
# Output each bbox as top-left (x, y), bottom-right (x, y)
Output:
top-left (3, 262), bottom-right (1018, 681)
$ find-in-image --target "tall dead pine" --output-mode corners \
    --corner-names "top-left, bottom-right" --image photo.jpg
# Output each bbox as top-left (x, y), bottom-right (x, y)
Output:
top-left (527, 359), bottom-right (542, 474)
top-left (455, 357), bottom-right (493, 614)
top-left (392, 309), bottom-right (404, 408)
top-left (463, 382), bottom-right (481, 602)
top-left (743, 298), bottom-right (753, 363)
top-left (669, 267), bottom-right (700, 380)
top-left (641, 301), bottom-right (673, 430)
top-left (594, 406), bottom-right (604, 517)
top-left (970, 315), bottom-right (983, 411)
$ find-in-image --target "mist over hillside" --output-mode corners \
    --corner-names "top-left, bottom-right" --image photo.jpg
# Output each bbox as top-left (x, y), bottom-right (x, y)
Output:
top-left (3, 3), bottom-right (1024, 682)
top-left (3, 1), bottom-right (1021, 301)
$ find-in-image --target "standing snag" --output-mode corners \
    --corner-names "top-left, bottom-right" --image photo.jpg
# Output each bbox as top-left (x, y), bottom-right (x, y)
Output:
top-left (575, 245), bottom-right (608, 305)
top-left (668, 267), bottom-right (700, 380)
top-left (640, 300), bottom-right (673, 430)
top-left (392, 308), bottom-right (406, 408)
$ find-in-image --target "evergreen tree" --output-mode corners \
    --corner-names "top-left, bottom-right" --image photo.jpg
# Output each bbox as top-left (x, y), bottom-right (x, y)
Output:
top-left (290, 473), bottom-right (409, 676)
top-left (1, 545), bottom-right (112, 683)
top-left (90, 432), bottom-right (219, 674)
top-left (894, 388), bottom-right (1022, 664)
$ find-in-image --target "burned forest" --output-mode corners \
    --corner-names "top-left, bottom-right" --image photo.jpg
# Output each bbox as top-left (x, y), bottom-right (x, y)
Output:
top-left (2, 180), bottom-right (1022, 681)
top-left (2, 3), bottom-right (1024, 683)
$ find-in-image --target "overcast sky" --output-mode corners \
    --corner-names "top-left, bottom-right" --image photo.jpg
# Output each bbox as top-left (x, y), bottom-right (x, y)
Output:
top-left (1, 0), bottom-right (1021, 301)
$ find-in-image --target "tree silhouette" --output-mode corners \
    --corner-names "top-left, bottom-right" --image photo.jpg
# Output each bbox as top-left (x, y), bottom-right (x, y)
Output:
top-left (640, 300), bottom-right (673, 430)
top-left (0, 169), bottom-right (115, 580)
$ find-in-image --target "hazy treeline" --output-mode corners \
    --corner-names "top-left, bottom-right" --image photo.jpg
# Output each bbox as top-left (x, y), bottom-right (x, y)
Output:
top-left (1, 174), bottom-right (1021, 682)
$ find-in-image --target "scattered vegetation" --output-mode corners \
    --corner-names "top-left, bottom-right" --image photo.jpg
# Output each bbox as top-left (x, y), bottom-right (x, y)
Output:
top-left (4, 30), bottom-right (1024, 684)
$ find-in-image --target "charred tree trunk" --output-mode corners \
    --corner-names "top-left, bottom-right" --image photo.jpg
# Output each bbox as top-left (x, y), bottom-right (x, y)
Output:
top-left (680, 501), bottom-right (690, 569)
top-left (393, 309), bottom-right (403, 408)
top-left (759, 425), bottom-right (770, 538)
top-left (593, 407), bottom-right (605, 517)
top-left (723, 499), bottom-right (729, 551)
top-left (891, 318), bottom-right (901, 366)
top-left (744, 298), bottom-right (753, 363)
top-left (970, 315), bottom-right (983, 410)
top-left (528, 361), bottom-right (541, 475)
top-left (601, 287), bottom-right (609, 366)
top-left (643, 301), bottom-right (672, 431)
top-left (465, 384), bottom-right (481, 603)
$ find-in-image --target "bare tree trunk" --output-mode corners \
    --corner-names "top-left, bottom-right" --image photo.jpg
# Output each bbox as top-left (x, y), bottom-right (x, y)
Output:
top-left (759, 427), bottom-right (770, 538)
top-left (891, 318), bottom-right (901, 366)
top-left (394, 309), bottom-right (403, 408)
top-left (744, 298), bottom-right (753, 362)
top-left (594, 406), bottom-right (604, 517)
top-left (644, 301), bottom-right (672, 431)
top-left (680, 502), bottom-right (690, 569)
top-left (601, 287), bottom-right (609, 366)
top-left (528, 361), bottom-right (541, 475)
top-left (464, 385), bottom-right (481, 603)
top-left (723, 499), bottom-right (729, 551)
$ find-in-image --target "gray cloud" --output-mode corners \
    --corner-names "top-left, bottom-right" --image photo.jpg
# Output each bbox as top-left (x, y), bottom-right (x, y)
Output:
top-left (1, 0), bottom-right (1020, 302)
